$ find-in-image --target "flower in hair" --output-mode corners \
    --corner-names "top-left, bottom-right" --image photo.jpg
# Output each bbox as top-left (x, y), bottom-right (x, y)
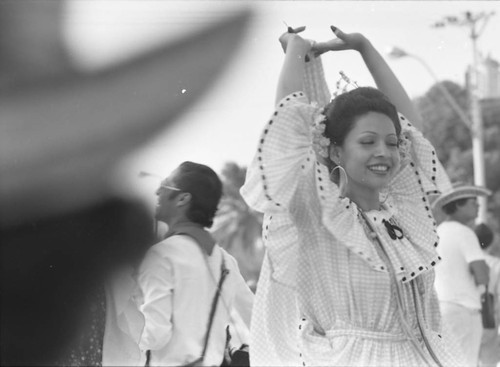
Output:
top-left (332, 71), bottom-right (359, 99)
top-left (311, 111), bottom-right (331, 159)
top-left (398, 133), bottom-right (412, 167)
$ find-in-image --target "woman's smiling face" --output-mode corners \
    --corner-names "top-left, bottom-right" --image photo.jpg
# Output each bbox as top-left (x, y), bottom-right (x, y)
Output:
top-left (334, 111), bottom-right (401, 197)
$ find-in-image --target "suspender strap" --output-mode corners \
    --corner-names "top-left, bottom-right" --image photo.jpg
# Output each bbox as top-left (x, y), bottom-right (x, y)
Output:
top-left (199, 258), bottom-right (229, 360)
top-left (145, 244), bottom-right (229, 367)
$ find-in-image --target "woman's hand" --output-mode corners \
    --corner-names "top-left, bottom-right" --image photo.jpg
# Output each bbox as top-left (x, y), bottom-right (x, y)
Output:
top-left (278, 26), bottom-right (312, 55)
top-left (323, 26), bottom-right (423, 129)
top-left (311, 26), bottom-right (369, 56)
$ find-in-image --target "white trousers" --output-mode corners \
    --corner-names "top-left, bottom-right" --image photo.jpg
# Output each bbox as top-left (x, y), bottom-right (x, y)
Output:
top-left (440, 302), bottom-right (483, 367)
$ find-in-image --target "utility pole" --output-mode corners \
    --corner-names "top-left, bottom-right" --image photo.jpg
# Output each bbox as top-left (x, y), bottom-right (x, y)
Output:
top-left (387, 46), bottom-right (472, 130)
top-left (432, 11), bottom-right (495, 223)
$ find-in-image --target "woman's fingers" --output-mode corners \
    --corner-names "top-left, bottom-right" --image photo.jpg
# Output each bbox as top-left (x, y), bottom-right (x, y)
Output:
top-left (321, 38), bottom-right (348, 52)
top-left (328, 26), bottom-right (365, 51)
top-left (330, 25), bottom-right (344, 39)
top-left (288, 25), bottom-right (306, 34)
top-left (311, 41), bottom-right (330, 57)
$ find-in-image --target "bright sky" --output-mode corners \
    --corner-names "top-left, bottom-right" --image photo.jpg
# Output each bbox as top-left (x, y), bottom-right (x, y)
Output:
top-left (64, 0), bottom-right (500, 206)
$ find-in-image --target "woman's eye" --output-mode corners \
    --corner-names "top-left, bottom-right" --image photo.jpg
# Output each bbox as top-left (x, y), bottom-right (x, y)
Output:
top-left (360, 141), bottom-right (373, 145)
top-left (386, 139), bottom-right (399, 147)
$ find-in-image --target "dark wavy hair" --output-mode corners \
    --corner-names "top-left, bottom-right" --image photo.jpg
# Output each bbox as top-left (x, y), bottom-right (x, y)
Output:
top-left (172, 161), bottom-right (222, 228)
top-left (323, 87), bottom-right (401, 147)
top-left (321, 87), bottom-right (401, 182)
top-left (441, 197), bottom-right (469, 215)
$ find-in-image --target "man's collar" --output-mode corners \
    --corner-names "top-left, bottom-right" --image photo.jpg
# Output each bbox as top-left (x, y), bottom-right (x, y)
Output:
top-left (165, 222), bottom-right (216, 255)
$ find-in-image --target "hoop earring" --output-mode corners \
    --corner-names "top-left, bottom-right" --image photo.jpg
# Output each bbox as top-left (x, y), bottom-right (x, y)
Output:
top-left (330, 165), bottom-right (348, 198)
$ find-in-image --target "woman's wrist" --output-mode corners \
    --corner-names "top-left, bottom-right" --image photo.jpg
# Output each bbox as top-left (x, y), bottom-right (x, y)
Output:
top-left (355, 36), bottom-right (372, 54)
top-left (287, 34), bottom-right (311, 55)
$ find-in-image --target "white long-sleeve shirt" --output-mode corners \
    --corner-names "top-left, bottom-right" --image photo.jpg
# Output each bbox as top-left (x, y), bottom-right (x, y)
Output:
top-left (137, 234), bottom-right (254, 366)
top-left (102, 266), bottom-right (146, 366)
top-left (434, 221), bottom-right (486, 310)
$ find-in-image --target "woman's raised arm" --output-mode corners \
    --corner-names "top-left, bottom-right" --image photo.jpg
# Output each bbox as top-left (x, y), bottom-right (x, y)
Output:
top-left (316, 26), bottom-right (423, 130)
top-left (275, 27), bottom-right (312, 104)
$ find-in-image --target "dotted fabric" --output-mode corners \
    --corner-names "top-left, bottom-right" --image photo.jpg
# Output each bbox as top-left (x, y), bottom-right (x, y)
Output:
top-left (241, 56), bottom-right (462, 366)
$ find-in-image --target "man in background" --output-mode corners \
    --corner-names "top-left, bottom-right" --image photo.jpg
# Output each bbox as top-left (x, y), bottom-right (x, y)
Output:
top-left (433, 184), bottom-right (491, 367)
top-left (137, 161), bottom-right (253, 366)
top-left (475, 223), bottom-right (500, 367)
top-left (0, 1), bottom-right (250, 365)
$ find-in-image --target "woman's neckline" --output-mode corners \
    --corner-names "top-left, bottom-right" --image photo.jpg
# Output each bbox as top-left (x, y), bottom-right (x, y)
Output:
top-left (353, 200), bottom-right (384, 213)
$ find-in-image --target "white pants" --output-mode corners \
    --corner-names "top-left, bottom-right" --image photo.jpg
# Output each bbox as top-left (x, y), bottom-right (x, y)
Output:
top-left (440, 302), bottom-right (483, 367)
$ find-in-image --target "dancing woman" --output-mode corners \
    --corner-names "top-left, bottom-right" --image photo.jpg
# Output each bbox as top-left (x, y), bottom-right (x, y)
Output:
top-left (241, 26), bottom-right (461, 366)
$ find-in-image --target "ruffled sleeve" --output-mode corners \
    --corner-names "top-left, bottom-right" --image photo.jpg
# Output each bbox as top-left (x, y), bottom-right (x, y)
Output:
top-left (392, 114), bottom-right (452, 197)
top-left (373, 113), bottom-right (453, 282)
top-left (240, 93), bottom-right (317, 213)
top-left (389, 113), bottom-right (452, 244)
top-left (241, 56), bottom-right (331, 214)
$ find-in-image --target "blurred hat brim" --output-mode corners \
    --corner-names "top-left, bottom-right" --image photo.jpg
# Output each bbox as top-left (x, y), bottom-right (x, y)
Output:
top-left (0, 10), bottom-right (252, 227)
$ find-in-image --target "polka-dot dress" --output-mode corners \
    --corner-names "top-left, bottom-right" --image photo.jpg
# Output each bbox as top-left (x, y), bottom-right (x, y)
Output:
top-left (241, 57), bottom-right (462, 366)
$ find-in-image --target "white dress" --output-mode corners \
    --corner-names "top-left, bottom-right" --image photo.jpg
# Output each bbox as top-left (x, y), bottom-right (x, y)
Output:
top-left (241, 57), bottom-right (463, 366)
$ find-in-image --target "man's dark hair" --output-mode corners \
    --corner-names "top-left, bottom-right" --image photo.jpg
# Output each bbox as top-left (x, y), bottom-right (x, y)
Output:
top-left (441, 197), bottom-right (469, 215)
top-left (173, 161), bottom-right (222, 228)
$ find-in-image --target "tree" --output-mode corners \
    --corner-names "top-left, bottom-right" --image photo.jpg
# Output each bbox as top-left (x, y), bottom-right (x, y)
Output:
top-left (211, 162), bottom-right (264, 291)
top-left (415, 81), bottom-right (500, 232)
top-left (416, 81), bottom-right (471, 167)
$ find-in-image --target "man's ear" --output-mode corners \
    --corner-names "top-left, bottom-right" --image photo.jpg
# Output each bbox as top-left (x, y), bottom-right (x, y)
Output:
top-left (176, 192), bottom-right (192, 207)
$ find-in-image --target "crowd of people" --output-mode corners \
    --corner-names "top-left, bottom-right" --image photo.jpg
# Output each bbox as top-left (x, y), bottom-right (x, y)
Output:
top-left (1, 4), bottom-right (500, 366)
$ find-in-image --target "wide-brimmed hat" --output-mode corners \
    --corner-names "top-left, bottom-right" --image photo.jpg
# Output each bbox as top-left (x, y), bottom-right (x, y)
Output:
top-left (0, 9), bottom-right (251, 227)
top-left (431, 183), bottom-right (491, 210)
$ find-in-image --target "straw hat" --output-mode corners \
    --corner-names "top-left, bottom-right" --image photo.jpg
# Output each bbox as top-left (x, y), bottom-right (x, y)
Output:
top-left (431, 183), bottom-right (491, 210)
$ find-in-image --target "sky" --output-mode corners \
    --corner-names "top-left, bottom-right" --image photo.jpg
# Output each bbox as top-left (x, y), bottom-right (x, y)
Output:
top-left (63, 0), bottom-right (500, 207)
